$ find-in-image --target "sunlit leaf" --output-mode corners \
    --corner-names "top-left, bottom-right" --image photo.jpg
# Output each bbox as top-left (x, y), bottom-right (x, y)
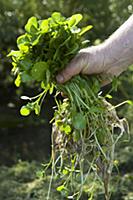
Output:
top-left (17, 34), bottom-right (30, 50)
top-left (32, 34), bottom-right (42, 46)
top-left (34, 104), bottom-right (40, 115)
top-left (7, 50), bottom-right (21, 58)
top-left (51, 12), bottom-right (65, 23)
top-left (105, 94), bottom-right (112, 99)
top-left (127, 100), bottom-right (133, 106)
top-left (49, 83), bottom-right (55, 95)
top-left (15, 74), bottom-right (21, 87)
top-left (67, 14), bottom-right (83, 27)
top-left (79, 25), bottom-right (93, 36)
top-left (64, 125), bottom-right (71, 134)
top-left (56, 185), bottom-right (65, 192)
top-left (11, 62), bottom-right (17, 73)
top-left (19, 45), bottom-right (29, 52)
top-left (25, 16), bottom-right (38, 33)
top-left (62, 169), bottom-right (68, 175)
top-left (41, 81), bottom-right (45, 89)
top-left (40, 19), bottom-right (49, 33)
top-left (20, 106), bottom-right (30, 116)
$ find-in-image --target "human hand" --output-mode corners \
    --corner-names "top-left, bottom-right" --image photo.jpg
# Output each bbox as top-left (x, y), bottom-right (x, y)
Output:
top-left (56, 43), bottom-right (128, 85)
top-left (56, 15), bottom-right (133, 85)
top-left (56, 45), bottom-right (111, 85)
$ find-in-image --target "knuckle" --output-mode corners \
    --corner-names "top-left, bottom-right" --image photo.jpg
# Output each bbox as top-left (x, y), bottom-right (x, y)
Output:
top-left (62, 68), bottom-right (71, 79)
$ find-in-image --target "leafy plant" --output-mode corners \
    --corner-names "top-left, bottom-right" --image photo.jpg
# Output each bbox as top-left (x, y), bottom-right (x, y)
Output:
top-left (8, 12), bottom-right (92, 116)
top-left (8, 12), bottom-right (128, 200)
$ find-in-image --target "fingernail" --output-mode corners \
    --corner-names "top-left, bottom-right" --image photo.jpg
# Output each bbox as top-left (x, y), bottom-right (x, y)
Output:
top-left (56, 74), bottom-right (64, 83)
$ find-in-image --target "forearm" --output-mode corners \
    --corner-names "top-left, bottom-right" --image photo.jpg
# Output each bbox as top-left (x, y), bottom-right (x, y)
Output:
top-left (102, 14), bottom-right (133, 75)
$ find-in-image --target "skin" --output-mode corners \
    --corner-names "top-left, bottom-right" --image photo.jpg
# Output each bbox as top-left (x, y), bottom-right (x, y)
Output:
top-left (56, 14), bottom-right (133, 85)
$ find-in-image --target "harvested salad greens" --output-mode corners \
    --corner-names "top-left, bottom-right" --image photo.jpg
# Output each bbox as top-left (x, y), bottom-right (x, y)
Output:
top-left (8, 12), bottom-right (128, 200)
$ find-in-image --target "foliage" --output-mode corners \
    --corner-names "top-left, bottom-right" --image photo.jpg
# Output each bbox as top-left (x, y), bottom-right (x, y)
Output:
top-left (0, 157), bottom-right (133, 200)
top-left (8, 12), bottom-right (92, 115)
top-left (0, 0), bottom-right (133, 200)
top-left (0, 0), bottom-right (132, 90)
top-left (0, 161), bottom-right (60, 200)
top-left (8, 12), bottom-right (129, 200)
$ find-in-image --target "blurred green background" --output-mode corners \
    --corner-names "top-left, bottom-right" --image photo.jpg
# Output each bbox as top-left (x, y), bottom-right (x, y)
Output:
top-left (0, 0), bottom-right (133, 199)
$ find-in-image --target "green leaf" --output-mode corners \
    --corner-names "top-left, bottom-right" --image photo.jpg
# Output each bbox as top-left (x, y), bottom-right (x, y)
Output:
top-left (19, 45), bottom-right (29, 52)
top-left (20, 59), bottom-right (33, 70)
top-left (73, 113), bottom-right (86, 130)
top-left (60, 124), bottom-right (71, 135)
top-left (82, 40), bottom-right (90, 46)
top-left (26, 102), bottom-right (34, 110)
top-left (40, 19), bottom-right (49, 33)
top-left (7, 50), bottom-right (21, 58)
top-left (67, 14), bottom-right (83, 27)
top-left (36, 170), bottom-right (44, 178)
top-left (34, 104), bottom-right (40, 115)
top-left (79, 25), bottom-right (93, 36)
top-left (62, 169), bottom-right (68, 175)
top-left (31, 62), bottom-right (48, 81)
top-left (41, 81), bottom-right (45, 89)
top-left (46, 69), bottom-right (51, 84)
top-left (11, 62), bottom-right (17, 73)
top-left (48, 17), bottom-right (56, 26)
top-left (49, 83), bottom-right (55, 95)
top-left (56, 185), bottom-right (65, 192)
top-left (51, 12), bottom-right (65, 23)
top-left (32, 34), bottom-right (42, 46)
top-left (60, 36), bottom-right (72, 47)
top-left (20, 106), bottom-right (30, 116)
top-left (17, 34), bottom-right (30, 48)
top-left (105, 94), bottom-right (112, 99)
top-left (127, 100), bottom-right (133, 106)
top-left (25, 16), bottom-right (38, 33)
top-left (64, 125), bottom-right (71, 135)
top-left (15, 74), bottom-right (21, 87)
top-left (53, 36), bottom-right (71, 60)
top-left (21, 72), bottom-right (33, 83)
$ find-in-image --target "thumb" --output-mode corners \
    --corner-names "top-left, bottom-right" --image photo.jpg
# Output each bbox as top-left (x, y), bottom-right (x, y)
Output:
top-left (56, 53), bottom-right (87, 83)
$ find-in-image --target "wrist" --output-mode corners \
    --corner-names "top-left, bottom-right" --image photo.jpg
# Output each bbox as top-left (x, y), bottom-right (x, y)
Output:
top-left (102, 40), bottom-right (133, 76)
top-left (101, 15), bottom-right (133, 75)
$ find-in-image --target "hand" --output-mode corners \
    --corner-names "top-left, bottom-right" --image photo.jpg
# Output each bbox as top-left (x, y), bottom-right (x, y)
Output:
top-left (56, 15), bottom-right (133, 85)
top-left (56, 44), bottom-right (111, 85)
top-left (56, 43), bottom-right (128, 85)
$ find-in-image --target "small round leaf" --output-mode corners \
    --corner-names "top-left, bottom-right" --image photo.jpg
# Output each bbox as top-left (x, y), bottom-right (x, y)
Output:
top-left (20, 106), bottom-right (30, 116)
top-left (73, 113), bottom-right (86, 130)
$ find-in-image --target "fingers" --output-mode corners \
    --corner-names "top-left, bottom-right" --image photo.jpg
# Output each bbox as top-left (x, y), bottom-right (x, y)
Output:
top-left (56, 53), bottom-right (86, 83)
